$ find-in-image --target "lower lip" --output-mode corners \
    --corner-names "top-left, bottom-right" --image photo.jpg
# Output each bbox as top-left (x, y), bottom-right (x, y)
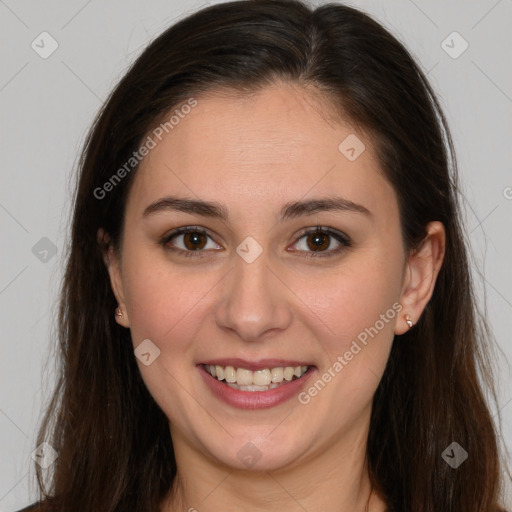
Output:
top-left (198, 365), bottom-right (316, 409)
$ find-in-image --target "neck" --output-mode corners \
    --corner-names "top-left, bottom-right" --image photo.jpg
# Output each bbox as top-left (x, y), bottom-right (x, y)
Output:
top-left (161, 408), bottom-right (387, 512)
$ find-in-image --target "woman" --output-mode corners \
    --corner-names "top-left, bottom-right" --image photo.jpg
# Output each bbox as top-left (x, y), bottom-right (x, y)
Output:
top-left (19, 0), bottom-right (509, 511)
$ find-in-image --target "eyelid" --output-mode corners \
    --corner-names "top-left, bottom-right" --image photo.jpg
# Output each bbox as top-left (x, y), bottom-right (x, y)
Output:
top-left (293, 225), bottom-right (351, 245)
top-left (160, 225), bottom-right (351, 258)
top-left (160, 226), bottom-right (220, 257)
top-left (289, 226), bottom-right (351, 258)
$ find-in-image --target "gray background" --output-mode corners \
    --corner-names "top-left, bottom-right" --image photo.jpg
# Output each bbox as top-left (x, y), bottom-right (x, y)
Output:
top-left (1, 0), bottom-right (511, 510)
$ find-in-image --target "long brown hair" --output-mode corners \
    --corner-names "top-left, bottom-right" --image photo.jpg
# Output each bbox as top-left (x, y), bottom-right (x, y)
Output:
top-left (33, 1), bottom-right (509, 511)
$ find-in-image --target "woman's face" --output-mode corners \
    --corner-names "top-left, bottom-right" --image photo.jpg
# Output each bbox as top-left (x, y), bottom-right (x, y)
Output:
top-left (107, 82), bottom-right (410, 471)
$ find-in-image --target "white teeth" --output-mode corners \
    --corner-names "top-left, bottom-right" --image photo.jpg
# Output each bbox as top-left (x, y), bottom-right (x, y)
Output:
top-left (271, 367), bottom-right (284, 382)
top-left (215, 365), bottom-right (225, 380)
top-left (224, 366), bottom-right (236, 383)
top-left (205, 364), bottom-right (309, 387)
top-left (226, 383), bottom-right (269, 391)
top-left (227, 382), bottom-right (294, 391)
top-left (283, 367), bottom-right (294, 381)
top-left (236, 368), bottom-right (253, 386)
top-left (253, 369), bottom-right (271, 386)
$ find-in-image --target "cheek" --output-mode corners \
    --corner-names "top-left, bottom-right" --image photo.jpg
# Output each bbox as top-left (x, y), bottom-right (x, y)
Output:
top-left (120, 253), bottom-right (217, 411)
top-left (324, 258), bottom-right (400, 328)
top-left (121, 247), bottom-right (225, 369)
top-left (309, 248), bottom-right (403, 391)
top-left (121, 250), bottom-right (195, 343)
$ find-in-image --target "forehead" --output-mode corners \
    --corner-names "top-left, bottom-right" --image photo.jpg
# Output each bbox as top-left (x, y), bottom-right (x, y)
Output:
top-left (125, 83), bottom-right (394, 220)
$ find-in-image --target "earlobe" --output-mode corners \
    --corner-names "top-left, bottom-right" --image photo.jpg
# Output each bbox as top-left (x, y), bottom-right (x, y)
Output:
top-left (97, 228), bottom-right (130, 328)
top-left (395, 221), bottom-right (446, 335)
top-left (114, 305), bottom-right (129, 328)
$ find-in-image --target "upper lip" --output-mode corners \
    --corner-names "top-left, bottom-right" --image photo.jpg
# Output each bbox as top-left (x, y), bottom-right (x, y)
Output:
top-left (199, 358), bottom-right (314, 371)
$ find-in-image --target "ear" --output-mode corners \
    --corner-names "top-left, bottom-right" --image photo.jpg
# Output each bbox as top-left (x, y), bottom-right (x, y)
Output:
top-left (395, 221), bottom-right (446, 335)
top-left (97, 228), bottom-right (130, 328)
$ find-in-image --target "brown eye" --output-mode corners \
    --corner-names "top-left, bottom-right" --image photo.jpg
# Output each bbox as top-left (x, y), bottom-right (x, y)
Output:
top-left (160, 227), bottom-right (222, 256)
top-left (292, 227), bottom-right (351, 258)
top-left (306, 231), bottom-right (330, 252)
top-left (160, 226), bottom-right (350, 259)
top-left (182, 231), bottom-right (207, 250)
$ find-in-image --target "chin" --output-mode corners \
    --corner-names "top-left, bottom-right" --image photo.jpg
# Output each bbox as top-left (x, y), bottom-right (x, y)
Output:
top-left (202, 427), bottom-right (313, 473)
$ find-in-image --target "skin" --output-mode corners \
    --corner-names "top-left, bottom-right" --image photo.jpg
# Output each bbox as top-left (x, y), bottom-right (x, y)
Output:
top-left (100, 82), bottom-right (445, 512)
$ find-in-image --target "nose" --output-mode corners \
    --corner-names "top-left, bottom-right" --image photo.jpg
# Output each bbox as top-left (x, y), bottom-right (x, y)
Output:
top-left (214, 249), bottom-right (292, 342)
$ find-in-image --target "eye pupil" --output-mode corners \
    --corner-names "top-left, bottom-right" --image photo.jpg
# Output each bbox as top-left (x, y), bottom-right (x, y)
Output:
top-left (184, 231), bottom-right (207, 250)
top-left (308, 232), bottom-right (329, 251)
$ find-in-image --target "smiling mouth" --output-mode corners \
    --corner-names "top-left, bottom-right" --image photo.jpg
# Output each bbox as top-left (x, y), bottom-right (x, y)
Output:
top-left (203, 364), bottom-right (311, 391)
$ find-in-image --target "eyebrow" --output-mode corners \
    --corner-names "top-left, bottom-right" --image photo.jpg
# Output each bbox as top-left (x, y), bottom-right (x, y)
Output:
top-left (142, 195), bottom-right (371, 221)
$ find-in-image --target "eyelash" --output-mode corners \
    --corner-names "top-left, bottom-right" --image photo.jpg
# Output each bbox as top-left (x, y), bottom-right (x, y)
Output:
top-left (159, 226), bottom-right (352, 259)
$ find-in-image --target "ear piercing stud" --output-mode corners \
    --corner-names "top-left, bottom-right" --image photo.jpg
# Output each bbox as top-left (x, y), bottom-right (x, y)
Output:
top-left (405, 314), bottom-right (413, 328)
top-left (116, 307), bottom-right (123, 318)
